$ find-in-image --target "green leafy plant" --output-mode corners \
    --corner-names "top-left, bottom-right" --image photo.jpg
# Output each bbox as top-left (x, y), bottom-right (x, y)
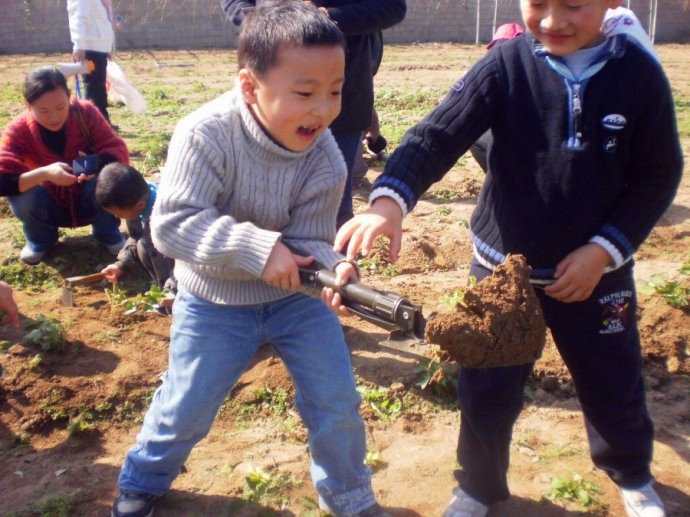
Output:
top-left (243, 467), bottom-right (300, 505)
top-left (28, 495), bottom-right (74, 517)
top-left (364, 449), bottom-right (384, 470)
top-left (441, 276), bottom-right (476, 309)
top-left (22, 315), bottom-right (67, 352)
top-left (357, 385), bottom-right (404, 421)
top-left (639, 273), bottom-right (689, 308)
top-left (436, 205), bottom-right (452, 223)
top-left (543, 473), bottom-right (601, 508)
top-left (414, 356), bottom-right (459, 402)
top-left (0, 261), bottom-right (59, 291)
top-left (252, 385), bottom-right (290, 417)
top-left (67, 414), bottom-right (95, 437)
top-left (41, 389), bottom-right (69, 421)
top-left (106, 284), bottom-right (166, 315)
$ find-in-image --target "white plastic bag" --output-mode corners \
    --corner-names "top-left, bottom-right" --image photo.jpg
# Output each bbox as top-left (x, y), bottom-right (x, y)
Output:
top-left (106, 60), bottom-right (147, 114)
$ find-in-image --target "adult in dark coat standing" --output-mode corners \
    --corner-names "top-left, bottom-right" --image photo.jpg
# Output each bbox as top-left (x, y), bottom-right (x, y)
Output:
top-left (220, 0), bottom-right (407, 227)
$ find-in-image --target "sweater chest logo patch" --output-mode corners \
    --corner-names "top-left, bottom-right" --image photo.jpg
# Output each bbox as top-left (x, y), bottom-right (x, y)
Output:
top-left (601, 114), bottom-right (626, 130)
top-left (603, 136), bottom-right (617, 153)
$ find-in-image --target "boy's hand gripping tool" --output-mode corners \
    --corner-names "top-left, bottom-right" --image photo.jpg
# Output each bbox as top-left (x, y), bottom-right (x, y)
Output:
top-left (297, 261), bottom-right (428, 349)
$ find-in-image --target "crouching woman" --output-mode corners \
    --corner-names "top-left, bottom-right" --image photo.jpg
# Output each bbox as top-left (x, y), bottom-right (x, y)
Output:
top-left (0, 66), bottom-right (128, 264)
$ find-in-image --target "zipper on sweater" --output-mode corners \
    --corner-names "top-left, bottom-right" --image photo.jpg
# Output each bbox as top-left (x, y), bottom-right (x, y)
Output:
top-left (566, 80), bottom-right (584, 150)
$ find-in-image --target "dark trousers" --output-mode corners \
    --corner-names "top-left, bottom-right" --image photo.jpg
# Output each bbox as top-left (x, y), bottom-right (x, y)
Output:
top-left (136, 238), bottom-right (175, 292)
top-left (331, 127), bottom-right (361, 229)
top-left (455, 260), bottom-right (654, 505)
top-left (83, 50), bottom-right (110, 123)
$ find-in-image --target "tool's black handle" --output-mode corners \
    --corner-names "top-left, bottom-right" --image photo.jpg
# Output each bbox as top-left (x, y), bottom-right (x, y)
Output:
top-left (298, 265), bottom-right (423, 337)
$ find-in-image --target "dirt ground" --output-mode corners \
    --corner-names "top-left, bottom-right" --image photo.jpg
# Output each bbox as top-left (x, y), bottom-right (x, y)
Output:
top-left (0, 44), bottom-right (688, 516)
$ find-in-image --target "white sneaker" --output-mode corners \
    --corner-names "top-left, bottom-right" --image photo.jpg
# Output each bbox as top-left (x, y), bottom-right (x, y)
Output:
top-left (443, 487), bottom-right (489, 517)
top-left (20, 244), bottom-right (48, 265)
top-left (620, 483), bottom-right (666, 517)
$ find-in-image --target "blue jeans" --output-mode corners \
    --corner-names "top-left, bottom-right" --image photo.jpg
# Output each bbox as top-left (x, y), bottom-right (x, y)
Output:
top-left (9, 181), bottom-right (122, 252)
top-left (118, 288), bottom-right (375, 515)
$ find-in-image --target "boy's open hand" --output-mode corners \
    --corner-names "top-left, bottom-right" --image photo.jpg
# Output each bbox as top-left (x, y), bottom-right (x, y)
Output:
top-left (334, 197), bottom-right (404, 262)
top-left (262, 242), bottom-right (314, 291)
top-left (321, 261), bottom-right (357, 316)
top-left (101, 264), bottom-right (123, 284)
top-left (545, 243), bottom-right (612, 303)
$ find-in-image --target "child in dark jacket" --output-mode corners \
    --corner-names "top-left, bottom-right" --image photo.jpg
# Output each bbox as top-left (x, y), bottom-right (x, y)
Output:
top-left (333, 1), bottom-right (683, 516)
top-left (95, 163), bottom-right (176, 309)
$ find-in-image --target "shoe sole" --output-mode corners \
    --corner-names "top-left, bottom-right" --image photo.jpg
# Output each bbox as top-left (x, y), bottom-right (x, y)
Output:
top-left (111, 508), bottom-right (153, 517)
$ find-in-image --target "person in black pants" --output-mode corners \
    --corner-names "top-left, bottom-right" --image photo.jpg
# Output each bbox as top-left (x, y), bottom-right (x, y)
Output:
top-left (67, 0), bottom-right (116, 126)
top-left (220, 0), bottom-right (407, 227)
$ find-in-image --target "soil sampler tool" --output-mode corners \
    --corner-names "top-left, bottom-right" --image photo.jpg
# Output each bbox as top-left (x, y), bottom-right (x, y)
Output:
top-left (297, 262), bottom-right (428, 352)
top-left (298, 252), bottom-right (547, 367)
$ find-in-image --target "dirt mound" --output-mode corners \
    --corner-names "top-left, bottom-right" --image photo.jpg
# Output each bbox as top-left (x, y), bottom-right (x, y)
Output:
top-left (425, 255), bottom-right (547, 367)
top-left (637, 297), bottom-right (689, 375)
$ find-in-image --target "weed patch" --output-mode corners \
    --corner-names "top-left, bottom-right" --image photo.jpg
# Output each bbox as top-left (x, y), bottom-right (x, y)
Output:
top-left (22, 315), bottom-right (67, 352)
top-left (243, 467), bottom-right (301, 506)
top-left (0, 261), bottom-right (60, 291)
top-left (640, 269), bottom-right (689, 309)
top-left (357, 384), bottom-right (405, 421)
top-left (543, 473), bottom-right (602, 509)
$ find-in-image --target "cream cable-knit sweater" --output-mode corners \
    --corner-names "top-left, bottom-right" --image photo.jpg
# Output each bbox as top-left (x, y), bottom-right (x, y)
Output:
top-left (152, 87), bottom-right (347, 305)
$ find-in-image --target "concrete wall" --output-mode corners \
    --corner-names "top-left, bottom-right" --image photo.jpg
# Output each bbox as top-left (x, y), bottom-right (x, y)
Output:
top-left (1, 0), bottom-right (688, 55)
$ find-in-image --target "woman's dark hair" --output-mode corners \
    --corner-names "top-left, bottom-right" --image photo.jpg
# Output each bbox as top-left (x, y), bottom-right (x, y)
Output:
top-left (238, 0), bottom-right (345, 76)
top-left (96, 163), bottom-right (149, 210)
top-left (23, 66), bottom-right (70, 104)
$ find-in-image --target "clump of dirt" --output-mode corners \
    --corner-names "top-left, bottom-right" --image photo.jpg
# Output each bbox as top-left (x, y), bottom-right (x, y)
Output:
top-left (425, 255), bottom-right (547, 367)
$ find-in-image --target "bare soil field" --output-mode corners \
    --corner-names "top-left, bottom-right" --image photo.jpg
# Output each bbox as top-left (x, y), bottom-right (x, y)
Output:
top-left (0, 44), bottom-right (688, 516)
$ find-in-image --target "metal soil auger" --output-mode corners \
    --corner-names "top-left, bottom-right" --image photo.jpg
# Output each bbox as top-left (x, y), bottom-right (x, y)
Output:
top-left (298, 252), bottom-right (547, 367)
top-left (298, 261), bottom-right (428, 352)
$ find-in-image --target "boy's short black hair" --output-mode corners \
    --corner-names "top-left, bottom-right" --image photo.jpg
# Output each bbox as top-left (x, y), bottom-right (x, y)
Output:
top-left (95, 162), bottom-right (149, 209)
top-left (237, 0), bottom-right (345, 76)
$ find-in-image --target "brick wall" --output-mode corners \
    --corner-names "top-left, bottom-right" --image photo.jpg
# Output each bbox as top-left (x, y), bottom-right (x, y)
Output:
top-left (1, 0), bottom-right (688, 55)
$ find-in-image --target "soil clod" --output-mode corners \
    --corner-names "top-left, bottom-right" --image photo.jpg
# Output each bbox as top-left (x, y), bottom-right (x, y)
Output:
top-left (425, 255), bottom-right (547, 367)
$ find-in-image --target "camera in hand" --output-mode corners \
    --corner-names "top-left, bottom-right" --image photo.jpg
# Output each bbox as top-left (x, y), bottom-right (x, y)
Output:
top-left (72, 155), bottom-right (100, 176)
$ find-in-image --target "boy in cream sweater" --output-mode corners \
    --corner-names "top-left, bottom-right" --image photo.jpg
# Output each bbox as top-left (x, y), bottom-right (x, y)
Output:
top-left (111, 2), bottom-right (386, 516)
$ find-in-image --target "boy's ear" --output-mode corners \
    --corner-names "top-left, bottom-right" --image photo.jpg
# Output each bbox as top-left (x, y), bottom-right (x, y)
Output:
top-left (238, 68), bottom-right (258, 105)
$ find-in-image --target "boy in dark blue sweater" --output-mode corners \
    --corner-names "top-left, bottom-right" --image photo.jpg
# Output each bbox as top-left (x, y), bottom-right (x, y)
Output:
top-left (332, 1), bottom-right (682, 516)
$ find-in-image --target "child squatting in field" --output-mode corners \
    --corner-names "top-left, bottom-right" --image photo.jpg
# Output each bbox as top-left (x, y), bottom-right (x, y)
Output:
top-left (95, 162), bottom-right (177, 313)
top-left (331, 0), bottom-right (683, 516)
top-left (111, 2), bottom-right (387, 517)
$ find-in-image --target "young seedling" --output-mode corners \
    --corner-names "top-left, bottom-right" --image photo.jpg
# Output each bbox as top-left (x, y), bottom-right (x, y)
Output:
top-left (22, 315), bottom-right (67, 352)
top-left (639, 272), bottom-right (689, 308)
top-left (414, 353), bottom-right (459, 406)
top-left (357, 384), bottom-right (404, 421)
top-left (243, 467), bottom-right (301, 506)
top-left (543, 473), bottom-right (602, 509)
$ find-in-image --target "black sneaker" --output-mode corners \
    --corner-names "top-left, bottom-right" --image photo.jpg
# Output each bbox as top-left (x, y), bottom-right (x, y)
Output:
top-left (365, 135), bottom-right (387, 155)
top-left (111, 492), bottom-right (157, 517)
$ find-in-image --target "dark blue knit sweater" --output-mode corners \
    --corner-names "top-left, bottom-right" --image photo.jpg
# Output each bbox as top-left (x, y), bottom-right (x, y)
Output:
top-left (372, 34), bottom-right (683, 283)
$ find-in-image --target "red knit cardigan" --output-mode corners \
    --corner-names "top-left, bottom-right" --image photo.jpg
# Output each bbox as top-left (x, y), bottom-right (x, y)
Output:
top-left (0, 98), bottom-right (129, 225)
